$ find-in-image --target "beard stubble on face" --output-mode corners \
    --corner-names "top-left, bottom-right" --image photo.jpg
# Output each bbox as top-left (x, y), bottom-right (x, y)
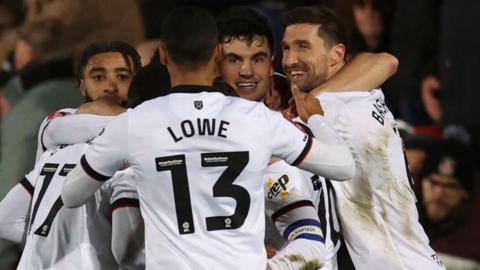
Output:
top-left (85, 93), bottom-right (127, 107)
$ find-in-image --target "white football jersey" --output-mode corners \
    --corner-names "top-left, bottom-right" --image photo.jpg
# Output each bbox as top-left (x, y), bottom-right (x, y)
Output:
top-left (82, 85), bottom-right (313, 270)
top-left (36, 108), bottom-right (76, 161)
top-left (316, 89), bottom-right (445, 270)
top-left (264, 160), bottom-right (343, 270)
top-left (18, 144), bottom-right (138, 270)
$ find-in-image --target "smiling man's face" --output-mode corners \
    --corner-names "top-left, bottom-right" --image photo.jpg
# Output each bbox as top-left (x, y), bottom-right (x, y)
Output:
top-left (220, 36), bottom-right (273, 101)
top-left (282, 23), bottom-right (330, 92)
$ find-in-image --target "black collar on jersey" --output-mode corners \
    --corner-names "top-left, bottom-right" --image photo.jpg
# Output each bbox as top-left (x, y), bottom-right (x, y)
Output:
top-left (163, 85), bottom-right (222, 95)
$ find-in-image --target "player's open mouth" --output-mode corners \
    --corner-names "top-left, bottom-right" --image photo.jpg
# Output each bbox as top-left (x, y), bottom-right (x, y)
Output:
top-left (287, 70), bottom-right (306, 81)
top-left (236, 81), bottom-right (258, 90)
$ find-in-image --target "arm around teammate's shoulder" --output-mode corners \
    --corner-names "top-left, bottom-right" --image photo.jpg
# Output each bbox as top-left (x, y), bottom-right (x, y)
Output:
top-left (291, 87), bottom-right (355, 181)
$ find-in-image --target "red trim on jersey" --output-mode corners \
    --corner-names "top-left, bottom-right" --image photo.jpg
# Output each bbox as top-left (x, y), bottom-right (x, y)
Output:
top-left (292, 136), bottom-right (313, 166)
top-left (271, 200), bottom-right (315, 223)
top-left (47, 111), bottom-right (72, 121)
top-left (284, 116), bottom-right (305, 132)
top-left (20, 177), bottom-right (34, 197)
top-left (80, 155), bottom-right (111, 182)
top-left (111, 198), bottom-right (140, 213)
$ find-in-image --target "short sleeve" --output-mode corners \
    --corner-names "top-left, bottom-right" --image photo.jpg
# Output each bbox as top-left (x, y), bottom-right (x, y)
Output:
top-left (264, 160), bottom-right (313, 217)
top-left (82, 112), bottom-right (130, 181)
top-left (265, 109), bottom-right (312, 165)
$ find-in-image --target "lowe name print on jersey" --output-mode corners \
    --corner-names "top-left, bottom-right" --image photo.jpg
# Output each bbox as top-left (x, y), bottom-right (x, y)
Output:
top-left (167, 118), bottom-right (230, 142)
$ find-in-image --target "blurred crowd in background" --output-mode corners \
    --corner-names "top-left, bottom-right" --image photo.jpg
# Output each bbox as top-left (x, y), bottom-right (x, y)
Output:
top-left (0, 0), bottom-right (479, 269)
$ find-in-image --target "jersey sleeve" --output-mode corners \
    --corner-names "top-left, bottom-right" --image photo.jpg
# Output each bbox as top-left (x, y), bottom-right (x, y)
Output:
top-left (264, 109), bottom-right (312, 165)
top-left (264, 161), bottom-right (324, 242)
top-left (42, 113), bottom-right (115, 150)
top-left (36, 108), bottom-right (75, 161)
top-left (82, 112), bottom-right (130, 181)
top-left (0, 183), bottom-right (32, 243)
top-left (265, 161), bottom-right (327, 270)
top-left (109, 169), bottom-right (140, 212)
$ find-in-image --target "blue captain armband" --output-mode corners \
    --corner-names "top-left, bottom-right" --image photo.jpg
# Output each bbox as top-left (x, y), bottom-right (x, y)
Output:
top-left (283, 219), bottom-right (325, 243)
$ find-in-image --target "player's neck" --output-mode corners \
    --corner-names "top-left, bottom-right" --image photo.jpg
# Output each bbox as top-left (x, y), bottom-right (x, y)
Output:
top-left (169, 65), bottom-right (217, 88)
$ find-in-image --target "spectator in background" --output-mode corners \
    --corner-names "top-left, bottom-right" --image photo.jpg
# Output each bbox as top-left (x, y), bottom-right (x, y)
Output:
top-left (404, 134), bottom-right (437, 182)
top-left (0, 0), bottom-right (146, 223)
top-left (377, 0), bottom-right (437, 124)
top-left (0, 19), bottom-right (84, 203)
top-left (420, 0), bottom-right (480, 166)
top-left (417, 140), bottom-right (480, 269)
top-left (349, 0), bottom-right (393, 57)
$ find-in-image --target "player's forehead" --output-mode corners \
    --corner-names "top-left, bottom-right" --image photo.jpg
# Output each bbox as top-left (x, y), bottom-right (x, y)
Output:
top-left (282, 23), bottom-right (322, 44)
top-left (222, 35), bottom-right (272, 58)
top-left (85, 52), bottom-right (133, 73)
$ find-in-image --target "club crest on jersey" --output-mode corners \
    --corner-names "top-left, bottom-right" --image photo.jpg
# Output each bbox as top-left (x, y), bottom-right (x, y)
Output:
top-left (194, 100), bottom-right (203, 110)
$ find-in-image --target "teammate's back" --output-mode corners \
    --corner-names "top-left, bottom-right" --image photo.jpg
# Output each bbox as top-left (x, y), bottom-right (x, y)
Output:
top-left (97, 87), bottom-right (312, 269)
top-left (18, 144), bottom-right (117, 269)
top-left (61, 7), bottom-right (355, 270)
top-left (318, 89), bottom-right (445, 270)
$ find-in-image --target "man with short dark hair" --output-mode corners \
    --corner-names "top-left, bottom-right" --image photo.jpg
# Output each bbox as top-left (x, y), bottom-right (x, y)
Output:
top-left (217, 6), bottom-right (275, 102)
top-left (282, 5), bottom-right (445, 270)
top-left (61, 6), bottom-right (355, 270)
top-left (0, 41), bottom-right (145, 269)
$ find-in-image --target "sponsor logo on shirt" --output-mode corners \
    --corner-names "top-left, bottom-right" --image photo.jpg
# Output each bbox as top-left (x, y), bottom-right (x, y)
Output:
top-left (267, 175), bottom-right (289, 200)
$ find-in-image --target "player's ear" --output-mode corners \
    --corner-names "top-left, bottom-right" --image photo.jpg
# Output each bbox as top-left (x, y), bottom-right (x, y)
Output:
top-left (79, 80), bottom-right (86, 97)
top-left (213, 44), bottom-right (222, 62)
top-left (329, 43), bottom-right (346, 67)
top-left (158, 44), bottom-right (168, 66)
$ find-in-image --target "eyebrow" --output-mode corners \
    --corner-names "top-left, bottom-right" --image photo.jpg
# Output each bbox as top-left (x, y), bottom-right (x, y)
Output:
top-left (88, 67), bottom-right (106, 74)
top-left (282, 39), bottom-right (311, 47)
top-left (88, 67), bottom-right (132, 74)
top-left (225, 51), bottom-right (270, 59)
top-left (252, 52), bottom-right (269, 58)
top-left (114, 67), bottom-right (133, 73)
top-left (294, 39), bottom-right (311, 45)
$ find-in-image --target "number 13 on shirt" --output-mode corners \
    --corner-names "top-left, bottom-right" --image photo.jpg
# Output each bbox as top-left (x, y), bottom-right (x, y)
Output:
top-left (155, 151), bottom-right (250, 235)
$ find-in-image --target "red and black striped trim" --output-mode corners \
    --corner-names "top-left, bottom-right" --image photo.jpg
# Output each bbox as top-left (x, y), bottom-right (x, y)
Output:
top-left (292, 136), bottom-right (313, 166)
top-left (271, 200), bottom-right (314, 223)
top-left (80, 155), bottom-right (110, 182)
top-left (111, 198), bottom-right (140, 212)
top-left (20, 177), bottom-right (34, 196)
top-left (295, 122), bottom-right (314, 138)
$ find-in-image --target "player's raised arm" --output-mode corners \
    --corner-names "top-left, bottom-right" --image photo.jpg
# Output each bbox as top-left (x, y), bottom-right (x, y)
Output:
top-left (310, 52), bottom-right (398, 96)
top-left (40, 99), bottom-right (127, 152)
top-left (285, 86), bottom-right (354, 181)
top-left (62, 112), bottom-right (130, 208)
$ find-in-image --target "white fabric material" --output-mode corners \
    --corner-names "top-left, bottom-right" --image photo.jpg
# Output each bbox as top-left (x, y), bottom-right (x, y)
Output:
top-left (63, 89), bottom-right (339, 270)
top-left (0, 184), bottom-right (31, 243)
top-left (19, 144), bottom-right (140, 270)
top-left (43, 114), bottom-right (114, 148)
top-left (315, 89), bottom-right (445, 270)
top-left (265, 160), bottom-right (342, 270)
top-left (112, 207), bottom-right (145, 270)
top-left (36, 108), bottom-right (115, 159)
